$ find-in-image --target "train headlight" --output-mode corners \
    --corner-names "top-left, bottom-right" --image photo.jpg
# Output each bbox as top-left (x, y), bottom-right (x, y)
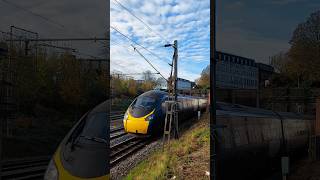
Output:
top-left (123, 111), bottom-right (128, 121)
top-left (145, 114), bottom-right (154, 121)
top-left (44, 159), bottom-right (58, 180)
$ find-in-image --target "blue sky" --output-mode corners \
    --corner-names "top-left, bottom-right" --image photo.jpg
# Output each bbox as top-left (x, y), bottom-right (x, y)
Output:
top-left (110, 0), bottom-right (210, 81)
top-left (217, 0), bottom-right (320, 63)
top-left (111, 0), bottom-right (319, 82)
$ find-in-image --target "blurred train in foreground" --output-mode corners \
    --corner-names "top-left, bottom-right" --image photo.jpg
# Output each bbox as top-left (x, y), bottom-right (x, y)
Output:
top-left (44, 101), bottom-right (109, 180)
top-left (123, 90), bottom-right (208, 136)
top-left (216, 102), bottom-right (314, 179)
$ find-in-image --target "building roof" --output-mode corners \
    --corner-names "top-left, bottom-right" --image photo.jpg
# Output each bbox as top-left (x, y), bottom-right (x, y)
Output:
top-left (256, 62), bottom-right (274, 72)
top-left (215, 51), bottom-right (256, 67)
top-left (177, 77), bottom-right (193, 83)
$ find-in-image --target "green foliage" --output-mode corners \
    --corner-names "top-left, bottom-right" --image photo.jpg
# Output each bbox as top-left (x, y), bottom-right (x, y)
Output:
top-left (196, 66), bottom-right (210, 89)
top-left (111, 70), bottom-right (159, 98)
top-left (272, 10), bottom-right (320, 88)
top-left (1, 44), bottom-right (107, 157)
top-left (11, 50), bottom-right (107, 121)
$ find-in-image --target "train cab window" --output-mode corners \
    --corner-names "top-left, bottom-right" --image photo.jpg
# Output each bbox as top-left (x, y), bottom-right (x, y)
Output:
top-left (69, 112), bottom-right (108, 146)
top-left (80, 112), bottom-right (107, 140)
top-left (132, 96), bottom-right (156, 110)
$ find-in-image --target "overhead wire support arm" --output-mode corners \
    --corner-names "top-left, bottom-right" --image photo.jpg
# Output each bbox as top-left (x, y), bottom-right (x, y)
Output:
top-left (36, 43), bottom-right (76, 51)
top-left (164, 40), bottom-right (178, 101)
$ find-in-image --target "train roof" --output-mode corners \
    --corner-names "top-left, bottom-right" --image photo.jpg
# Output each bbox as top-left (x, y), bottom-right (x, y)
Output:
top-left (139, 90), bottom-right (203, 99)
top-left (89, 100), bottom-right (109, 114)
top-left (217, 102), bottom-right (314, 120)
top-left (139, 90), bottom-right (167, 98)
top-left (137, 90), bottom-right (314, 120)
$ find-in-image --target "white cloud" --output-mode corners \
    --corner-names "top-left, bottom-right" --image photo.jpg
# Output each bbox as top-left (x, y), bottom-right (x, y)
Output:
top-left (111, 0), bottom-right (210, 82)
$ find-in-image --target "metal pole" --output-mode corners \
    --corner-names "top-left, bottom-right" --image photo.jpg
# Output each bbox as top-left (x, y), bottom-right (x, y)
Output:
top-left (173, 40), bottom-right (178, 139)
top-left (257, 68), bottom-right (260, 108)
top-left (106, 0), bottom-right (110, 175)
top-left (210, 0), bottom-right (217, 179)
top-left (24, 40), bottom-right (29, 56)
top-left (164, 40), bottom-right (179, 140)
top-left (173, 40), bottom-right (178, 101)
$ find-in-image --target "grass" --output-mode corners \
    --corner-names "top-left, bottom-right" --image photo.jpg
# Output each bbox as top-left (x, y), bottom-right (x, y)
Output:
top-left (125, 114), bottom-right (210, 180)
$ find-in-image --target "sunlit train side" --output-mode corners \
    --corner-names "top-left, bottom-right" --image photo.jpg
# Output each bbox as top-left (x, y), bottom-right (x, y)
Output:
top-left (44, 101), bottom-right (109, 180)
top-left (123, 90), bottom-right (208, 136)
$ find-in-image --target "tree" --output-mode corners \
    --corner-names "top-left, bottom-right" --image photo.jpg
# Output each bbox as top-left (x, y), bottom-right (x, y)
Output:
top-left (111, 74), bottom-right (127, 96)
top-left (141, 70), bottom-right (156, 82)
top-left (58, 53), bottom-right (84, 119)
top-left (156, 77), bottom-right (167, 89)
top-left (270, 52), bottom-right (290, 74)
top-left (196, 65), bottom-right (210, 89)
top-left (127, 78), bottom-right (137, 96)
top-left (288, 10), bottom-right (320, 86)
top-left (140, 81), bottom-right (155, 91)
top-left (140, 70), bottom-right (157, 91)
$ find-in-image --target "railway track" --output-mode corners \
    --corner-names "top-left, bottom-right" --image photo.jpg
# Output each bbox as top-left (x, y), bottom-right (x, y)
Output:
top-left (110, 113), bottom-right (124, 121)
top-left (1, 156), bottom-right (50, 180)
top-left (110, 127), bottom-right (127, 140)
top-left (110, 137), bottom-right (151, 168)
top-left (1, 112), bottom-right (126, 179)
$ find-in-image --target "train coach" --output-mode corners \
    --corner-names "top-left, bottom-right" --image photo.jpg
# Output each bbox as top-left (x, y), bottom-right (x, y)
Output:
top-left (216, 102), bottom-right (314, 179)
top-left (123, 90), bottom-right (208, 136)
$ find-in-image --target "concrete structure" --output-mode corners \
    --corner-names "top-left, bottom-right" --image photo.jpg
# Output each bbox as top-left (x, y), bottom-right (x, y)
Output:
top-left (154, 78), bottom-right (194, 91)
top-left (135, 79), bottom-right (145, 84)
top-left (154, 78), bottom-right (167, 90)
top-left (256, 62), bottom-right (274, 89)
top-left (216, 51), bottom-right (258, 89)
top-left (215, 51), bottom-right (274, 90)
top-left (177, 78), bottom-right (193, 90)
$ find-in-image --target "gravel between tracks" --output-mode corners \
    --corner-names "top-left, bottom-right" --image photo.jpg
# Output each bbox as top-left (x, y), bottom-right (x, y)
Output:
top-left (110, 138), bottom-right (162, 180)
top-left (109, 116), bottom-right (202, 179)
top-left (110, 134), bottom-right (135, 147)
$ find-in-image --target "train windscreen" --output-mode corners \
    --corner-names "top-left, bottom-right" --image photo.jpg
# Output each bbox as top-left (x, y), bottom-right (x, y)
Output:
top-left (132, 96), bottom-right (156, 110)
top-left (78, 112), bottom-right (108, 143)
top-left (129, 95), bottom-right (157, 117)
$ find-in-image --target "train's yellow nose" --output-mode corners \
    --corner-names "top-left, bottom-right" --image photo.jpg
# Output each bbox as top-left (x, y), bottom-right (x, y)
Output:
top-left (123, 110), bottom-right (154, 134)
top-left (52, 148), bottom-right (109, 179)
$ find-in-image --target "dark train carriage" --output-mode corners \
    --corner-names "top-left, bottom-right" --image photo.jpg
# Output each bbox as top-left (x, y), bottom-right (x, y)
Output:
top-left (44, 101), bottom-right (109, 180)
top-left (216, 102), bottom-right (313, 179)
